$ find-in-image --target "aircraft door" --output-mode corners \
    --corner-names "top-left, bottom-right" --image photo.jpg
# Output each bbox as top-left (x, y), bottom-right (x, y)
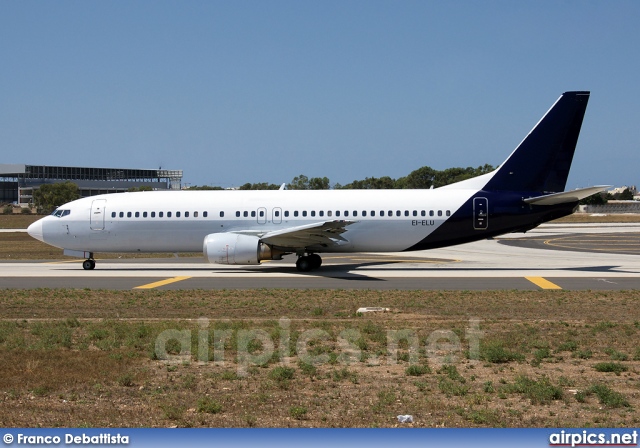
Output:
top-left (90, 199), bottom-right (107, 231)
top-left (473, 197), bottom-right (488, 230)
top-left (257, 207), bottom-right (267, 224)
top-left (272, 207), bottom-right (282, 224)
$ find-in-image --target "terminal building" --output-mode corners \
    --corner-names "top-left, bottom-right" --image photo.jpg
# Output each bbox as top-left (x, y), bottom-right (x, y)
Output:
top-left (0, 164), bottom-right (183, 205)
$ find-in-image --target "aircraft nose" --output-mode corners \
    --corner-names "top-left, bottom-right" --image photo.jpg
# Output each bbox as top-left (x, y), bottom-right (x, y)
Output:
top-left (27, 219), bottom-right (44, 242)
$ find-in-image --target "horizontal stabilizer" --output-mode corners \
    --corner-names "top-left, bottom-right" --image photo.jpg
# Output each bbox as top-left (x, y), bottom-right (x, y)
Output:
top-left (523, 185), bottom-right (610, 206)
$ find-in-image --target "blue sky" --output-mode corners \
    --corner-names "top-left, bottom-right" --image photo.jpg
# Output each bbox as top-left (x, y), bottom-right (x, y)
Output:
top-left (1, 1), bottom-right (638, 189)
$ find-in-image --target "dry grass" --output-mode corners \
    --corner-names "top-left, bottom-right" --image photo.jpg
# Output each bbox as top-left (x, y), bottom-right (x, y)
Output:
top-left (0, 214), bottom-right (41, 229)
top-left (0, 289), bottom-right (637, 321)
top-left (0, 289), bottom-right (638, 427)
top-left (0, 232), bottom-right (68, 260)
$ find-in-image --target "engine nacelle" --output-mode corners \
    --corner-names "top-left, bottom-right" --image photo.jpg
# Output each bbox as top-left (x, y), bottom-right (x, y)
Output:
top-left (203, 233), bottom-right (285, 265)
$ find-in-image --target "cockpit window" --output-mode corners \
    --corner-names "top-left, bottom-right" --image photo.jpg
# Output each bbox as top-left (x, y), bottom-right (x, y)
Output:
top-left (51, 209), bottom-right (71, 218)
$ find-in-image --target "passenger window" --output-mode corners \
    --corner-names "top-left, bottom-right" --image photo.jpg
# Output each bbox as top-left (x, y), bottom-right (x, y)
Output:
top-left (294, 211), bottom-right (299, 217)
top-left (176, 212), bottom-right (181, 218)
top-left (203, 211), bottom-right (207, 218)
top-left (421, 210), bottom-right (426, 217)
top-left (167, 211), bottom-right (172, 218)
top-left (127, 212), bottom-right (132, 218)
top-left (194, 211), bottom-right (199, 218)
top-left (251, 211), bottom-right (256, 217)
top-left (185, 211), bottom-right (189, 218)
top-left (404, 211), bottom-right (409, 217)
top-left (219, 211), bottom-right (224, 217)
top-left (362, 211), bottom-right (367, 217)
top-left (111, 212), bottom-right (116, 218)
top-left (151, 212), bottom-right (155, 218)
top-left (260, 210), bottom-right (265, 217)
top-left (159, 212), bottom-right (164, 218)
top-left (143, 212), bottom-right (148, 218)
top-left (119, 212), bottom-right (124, 218)
top-left (344, 211), bottom-right (349, 217)
top-left (371, 211), bottom-right (375, 217)
top-left (134, 212), bottom-right (139, 218)
top-left (446, 210), bottom-right (451, 216)
top-left (319, 211), bottom-right (324, 217)
top-left (396, 211), bottom-right (401, 217)
top-left (311, 211), bottom-right (315, 217)
top-left (438, 210), bottom-right (442, 216)
top-left (284, 211), bottom-right (289, 217)
top-left (353, 211), bottom-right (357, 217)
top-left (243, 211), bottom-right (248, 218)
top-left (302, 211), bottom-right (307, 217)
top-left (236, 211), bottom-right (240, 217)
top-left (413, 211), bottom-right (417, 217)
top-left (429, 210), bottom-right (434, 216)
top-left (336, 211), bottom-right (341, 217)
top-left (275, 210), bottom-right (280, 217)
top-left (327, 211), bottom-right (332, 217)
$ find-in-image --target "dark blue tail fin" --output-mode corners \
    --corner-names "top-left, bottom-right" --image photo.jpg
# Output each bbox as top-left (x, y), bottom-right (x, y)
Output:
top-left (484, 91), bottom-right (590, 193)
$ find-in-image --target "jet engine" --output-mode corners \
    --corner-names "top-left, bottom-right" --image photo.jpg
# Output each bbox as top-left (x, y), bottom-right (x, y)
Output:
top-left (203, 233), bottom-right (285, 265)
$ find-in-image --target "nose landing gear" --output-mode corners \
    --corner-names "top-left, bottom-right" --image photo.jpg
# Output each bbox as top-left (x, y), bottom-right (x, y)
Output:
top-left (82, 257), bottom-right (96, 270)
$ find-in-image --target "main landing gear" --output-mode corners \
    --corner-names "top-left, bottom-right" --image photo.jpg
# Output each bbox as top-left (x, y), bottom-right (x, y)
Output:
top-left (82, 256), bottom-right (96, 270)
top-left (295, 253), bottom-right (322, 272)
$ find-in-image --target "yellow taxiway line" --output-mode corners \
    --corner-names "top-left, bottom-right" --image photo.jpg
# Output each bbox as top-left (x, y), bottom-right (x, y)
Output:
top-left (134, 276), bottom-right (192, 289)
top-left (525, 277), bottom-right (562, 290)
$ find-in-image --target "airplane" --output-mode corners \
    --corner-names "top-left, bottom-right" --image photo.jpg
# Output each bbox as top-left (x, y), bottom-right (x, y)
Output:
top-left (28, 91), bottom-right (608, 272)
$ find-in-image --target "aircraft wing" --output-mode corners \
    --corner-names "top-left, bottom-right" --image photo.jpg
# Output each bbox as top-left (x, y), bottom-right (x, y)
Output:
top-left (523, 186), bottom-right (610, 206)
top-left (259, 220), bottom-right (355, 250)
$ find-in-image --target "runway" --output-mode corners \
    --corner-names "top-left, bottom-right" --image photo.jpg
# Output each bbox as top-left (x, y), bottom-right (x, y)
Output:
top-left (1, 222), bottom-right (639, 290)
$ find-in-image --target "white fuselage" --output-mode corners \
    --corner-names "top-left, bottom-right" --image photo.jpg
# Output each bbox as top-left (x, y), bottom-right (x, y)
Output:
top-left (32, 188), bottom-right (477, 254)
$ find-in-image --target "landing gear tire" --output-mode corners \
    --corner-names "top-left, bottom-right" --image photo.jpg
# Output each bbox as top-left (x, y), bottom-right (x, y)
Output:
top-left (309, 253), bottom-right (322, 269)
top-left (296, 256), bottom-right (312, 272)
top-left (296, 254), bottom-right (322, 272)
top-left (83, 259), bottom-right (96, 270)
